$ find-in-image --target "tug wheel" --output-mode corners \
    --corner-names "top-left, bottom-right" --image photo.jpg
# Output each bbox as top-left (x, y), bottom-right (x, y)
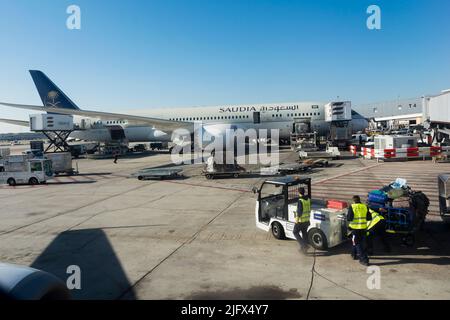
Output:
top-left (271, 222), bottom-right (285, 240)
top-left (308, 228), bottom-right (328, 250)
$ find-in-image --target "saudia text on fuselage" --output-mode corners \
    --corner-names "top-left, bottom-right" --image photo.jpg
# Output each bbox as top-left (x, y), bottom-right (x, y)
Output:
top-left (218, 105), bottom-right (299, 113)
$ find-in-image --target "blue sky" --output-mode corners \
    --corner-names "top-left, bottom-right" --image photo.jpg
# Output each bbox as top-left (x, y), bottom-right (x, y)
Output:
top-left (0, 0), bottom-right (449, 132)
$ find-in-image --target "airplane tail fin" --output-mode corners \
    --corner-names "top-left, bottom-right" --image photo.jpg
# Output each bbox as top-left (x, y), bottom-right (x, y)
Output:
top-left (29, 70), bottom-right (80, 110)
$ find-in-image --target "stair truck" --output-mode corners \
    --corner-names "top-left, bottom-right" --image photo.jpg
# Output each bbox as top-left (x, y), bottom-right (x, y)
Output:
top-left (254, 176), bottom-right (349, 250)
top-left (0, 155), bottom-right (53, 186)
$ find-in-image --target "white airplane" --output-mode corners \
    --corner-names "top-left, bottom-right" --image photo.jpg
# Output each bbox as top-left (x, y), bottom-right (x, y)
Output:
top-left (0, 71), bottom-right (368, 145)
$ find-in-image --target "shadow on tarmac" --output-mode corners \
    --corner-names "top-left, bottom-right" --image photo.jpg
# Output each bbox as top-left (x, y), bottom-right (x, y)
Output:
top-left (31, 228), bottom-right (136, 300)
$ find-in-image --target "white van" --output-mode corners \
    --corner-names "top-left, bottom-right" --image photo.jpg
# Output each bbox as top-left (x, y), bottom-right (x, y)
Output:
top-left (0, 157), bottom-right (53, 186)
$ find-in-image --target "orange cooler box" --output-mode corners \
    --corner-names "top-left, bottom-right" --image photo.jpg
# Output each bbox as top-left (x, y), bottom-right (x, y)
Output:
top-left (327, 200), bottom-right (348, 210)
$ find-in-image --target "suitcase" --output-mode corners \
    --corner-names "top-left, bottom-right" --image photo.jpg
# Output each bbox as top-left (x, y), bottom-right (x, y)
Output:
top-left (368, 190), bottom-right (388, 204)
top-left (327, 200), bottom-right (348, 210)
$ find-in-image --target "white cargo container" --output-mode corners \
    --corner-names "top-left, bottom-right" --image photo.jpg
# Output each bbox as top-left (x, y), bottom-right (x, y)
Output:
top-left (324, 101), bottom-right (352, 122)
top-left (30, 114), bottom-right (74, 131)
top-left (374, 135), bottom-right (418, 150)
top-left (44, 152), bottom-right (74, 175)
top-left (424, 90), bottom-right (450, 125)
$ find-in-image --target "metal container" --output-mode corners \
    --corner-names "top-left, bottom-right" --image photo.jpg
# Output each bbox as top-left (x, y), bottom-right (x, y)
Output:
top-left (44, 152), bottom-right (73, 175)
top-left (438, 174), bottom-right (450, 224)
top-left (374, 135), bottom-right (418, 150)
top-left (30, 114), bottom-right (74, 131)
top-left (325, 101), bottom-right (352, 122)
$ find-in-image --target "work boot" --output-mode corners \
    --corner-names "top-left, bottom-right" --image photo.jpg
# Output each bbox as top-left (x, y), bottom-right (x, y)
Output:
top-left (351, 253), bottom-right (358, 260)
top-left (359, 260), bottom-right (370, 267)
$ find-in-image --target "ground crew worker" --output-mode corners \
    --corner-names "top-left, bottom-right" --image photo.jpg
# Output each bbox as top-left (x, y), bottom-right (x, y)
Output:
top-left (293, 187), bottom-right (311, 254)
top-left (347, 195), bottom-right (372, 266)
top-left (366, 207), bottom-right (391, 255)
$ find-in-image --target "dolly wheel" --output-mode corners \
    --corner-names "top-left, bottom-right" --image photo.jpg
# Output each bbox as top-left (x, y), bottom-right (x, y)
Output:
top-left (308, 228), bottom-right (328, 250)
top-left (271, 222), bottom-right (285, 240)
top-left (402, 234), bottom-right (415, 247)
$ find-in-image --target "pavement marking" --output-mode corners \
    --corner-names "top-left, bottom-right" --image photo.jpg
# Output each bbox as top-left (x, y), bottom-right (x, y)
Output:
top-left (117, 178), bottom-right (262, 299)
top-left (161, 180), bottom-right (253, 193)
top-left (313, 162), bottom-right (383, 185)
top-left (0, 182), bottom-right (160, 237)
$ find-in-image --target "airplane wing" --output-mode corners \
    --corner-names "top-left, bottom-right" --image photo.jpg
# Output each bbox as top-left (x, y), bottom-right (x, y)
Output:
top-left (0, 102), bottom-right (193, 133)
top-left (0, 117), bottom-right (29, 127)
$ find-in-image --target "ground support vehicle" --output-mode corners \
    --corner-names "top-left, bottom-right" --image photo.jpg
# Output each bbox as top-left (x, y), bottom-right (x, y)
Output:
top-left (132, 168), bottom-right (183, 180)
top-left (254, 177), bottom-right (348, 250)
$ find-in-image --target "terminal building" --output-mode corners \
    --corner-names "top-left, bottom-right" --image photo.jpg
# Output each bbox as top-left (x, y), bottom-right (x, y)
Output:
top-left (354, 97), bottom-right (423, 123)
top-left (354, 97), bottom-right (424, 129)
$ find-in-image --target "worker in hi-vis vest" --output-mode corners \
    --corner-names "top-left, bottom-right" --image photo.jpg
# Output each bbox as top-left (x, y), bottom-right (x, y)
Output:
top-left (366, 207), bottom-right (391, 255)
top-left (293, 187), bottom-right (311, 254)
top-left (347, 195), bottom-right (372, 266)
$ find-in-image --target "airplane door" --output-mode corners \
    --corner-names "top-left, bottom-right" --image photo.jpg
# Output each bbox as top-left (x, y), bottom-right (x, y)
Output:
top-left (108, 126), bottom-right (126, 141)
top-left (253, 112), bottom-right (261, 124)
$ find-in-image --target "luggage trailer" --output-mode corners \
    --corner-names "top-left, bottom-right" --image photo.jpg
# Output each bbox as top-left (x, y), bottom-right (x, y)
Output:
top-left (253, 177), bottom-right (348, 250)
top-left (132, 168), bottom-right (183, 180)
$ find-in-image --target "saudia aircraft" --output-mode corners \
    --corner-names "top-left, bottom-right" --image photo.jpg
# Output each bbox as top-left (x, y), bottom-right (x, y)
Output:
top-left (0, 71), bottom-right (368, 145)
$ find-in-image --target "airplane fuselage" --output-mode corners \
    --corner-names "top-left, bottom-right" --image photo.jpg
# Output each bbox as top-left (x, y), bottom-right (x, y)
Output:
top-left (70, 101), bottom-right (368, 143)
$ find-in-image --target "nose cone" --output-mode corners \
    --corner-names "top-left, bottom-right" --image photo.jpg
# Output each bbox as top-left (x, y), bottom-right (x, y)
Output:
top-left (153, 130), bottom-right (168, 138)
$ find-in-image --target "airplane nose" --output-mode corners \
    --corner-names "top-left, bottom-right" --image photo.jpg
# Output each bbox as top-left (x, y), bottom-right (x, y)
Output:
top-left (154, 130), bottom-right (168, 138)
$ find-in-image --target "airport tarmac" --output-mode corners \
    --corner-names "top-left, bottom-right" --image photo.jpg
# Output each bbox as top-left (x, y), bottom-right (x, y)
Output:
top-left (0, 146), bottom-right (450, 300)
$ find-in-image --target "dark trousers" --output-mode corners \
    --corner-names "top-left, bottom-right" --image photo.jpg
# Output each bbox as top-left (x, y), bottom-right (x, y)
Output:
top-left (293, 222), bottom-right (309, 249)
top-left (367, 220), bottom-right (390, 254)
top-left (351, 229), bottom-right (368, 262)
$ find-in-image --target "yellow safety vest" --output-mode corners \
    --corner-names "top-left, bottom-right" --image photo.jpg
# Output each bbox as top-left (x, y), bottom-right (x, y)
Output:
top-left (367, 209), bottom-right (384, 230)
top-left (349, 203), bottom-right (368, 230)
top-left (296, 198), bottom-right (311, 223)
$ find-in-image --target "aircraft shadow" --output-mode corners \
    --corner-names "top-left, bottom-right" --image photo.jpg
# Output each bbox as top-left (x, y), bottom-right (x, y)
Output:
top-left (31, 228), bottom-right (136, 300)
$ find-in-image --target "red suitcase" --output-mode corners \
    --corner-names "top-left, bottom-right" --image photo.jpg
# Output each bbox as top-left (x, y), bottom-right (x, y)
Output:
top-left (327, 200), bottom-right (348, 210)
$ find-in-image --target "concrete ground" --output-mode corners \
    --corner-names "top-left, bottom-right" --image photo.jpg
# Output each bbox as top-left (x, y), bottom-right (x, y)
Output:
top-left (0, 146), bottom-right (450, 300)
